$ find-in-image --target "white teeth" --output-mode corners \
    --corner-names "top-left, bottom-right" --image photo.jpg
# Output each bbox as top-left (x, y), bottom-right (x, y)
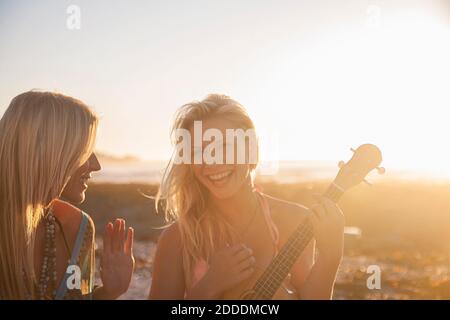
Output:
top-left (208, 171), bottom-right (232, 181)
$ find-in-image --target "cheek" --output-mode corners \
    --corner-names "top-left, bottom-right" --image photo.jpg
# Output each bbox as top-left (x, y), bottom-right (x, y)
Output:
top-left (66, 177), bottom-right (80, 193)
top-left (233, 165), bottom-right (250, 182)
top-left (61, 178), bottom-right (79, 201)
top-left (191, 165), bottom-right (206, 184)
top-left (64, 176), bottom-right (76, 191)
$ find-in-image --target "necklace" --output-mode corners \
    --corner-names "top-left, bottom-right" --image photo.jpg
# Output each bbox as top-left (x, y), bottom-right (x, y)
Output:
top-left (242, 197), bottom-right (259, 236)
top-left (232, 193), bottom-right (260, 240)
top-left (37, 208), bottom-right (57, 299)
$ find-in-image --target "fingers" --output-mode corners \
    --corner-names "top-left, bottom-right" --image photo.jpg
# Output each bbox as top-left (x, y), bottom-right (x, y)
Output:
top-left (309, 195), bottom-right (345, 238)
top-left (322, 197), bottom-right (342, 215)
top-left (311, 194), bottom-right (339, 219)
top-left (103, 222), bottom-right (113, 255)
top-left (110, 218), bottom-right (126, 252)
top-left (310, 209), bottom-right (318, 224)
top-left (230, 245), bottom-right (255, 273)
top-left (119, 219), bottom-right (125, 251)
top-left (227, 244), bottom-right (247, 255)
top-left (112, 219), bottom-right (121, 252)
top-left (237, 255), bottom-right (256, 272)
top-left (311, 202), bottom-right (326, 220)
top-left (236, 265), bottom-right (254, 283)
top-left (125, 227), bottom-right (134, 256)
top-left (316, 196), bottom-right (343, 220)
top-left (234, 245), bottom-right (253, 263)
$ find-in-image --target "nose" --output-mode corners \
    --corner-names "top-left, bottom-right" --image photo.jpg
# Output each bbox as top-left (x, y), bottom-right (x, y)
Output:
top-left (89, 153), bottom-right (102, 172)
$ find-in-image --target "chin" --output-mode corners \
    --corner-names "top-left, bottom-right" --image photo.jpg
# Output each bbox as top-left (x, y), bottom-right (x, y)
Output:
top-left (75, 193), bottom-right (86, 204)
top-left (66, 192), bottom-right (86, 205)
top-left (209, 187), bottom-right (238, 200)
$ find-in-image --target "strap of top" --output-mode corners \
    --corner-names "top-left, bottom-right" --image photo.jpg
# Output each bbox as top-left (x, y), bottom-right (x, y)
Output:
top-left (255, 191), bottom-right (280, 253)
top-left (54, 211), bottom-right (89, 300)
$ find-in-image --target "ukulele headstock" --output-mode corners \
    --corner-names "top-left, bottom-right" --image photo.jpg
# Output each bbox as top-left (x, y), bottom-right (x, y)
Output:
top-left (334, 144), bottom-right (384, 191)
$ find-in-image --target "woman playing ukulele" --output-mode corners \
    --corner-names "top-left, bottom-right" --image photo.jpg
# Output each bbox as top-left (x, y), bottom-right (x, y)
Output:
top-left (149, 94), bottom-right (344, 299)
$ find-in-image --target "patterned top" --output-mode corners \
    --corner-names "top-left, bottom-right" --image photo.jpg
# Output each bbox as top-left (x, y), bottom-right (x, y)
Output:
top-left (55, 210), bottom-right (96, 300)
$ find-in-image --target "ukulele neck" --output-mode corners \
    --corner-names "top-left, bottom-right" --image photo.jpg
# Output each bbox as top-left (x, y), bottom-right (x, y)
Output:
top-left (323, 182), bottom-right (345, 203)
top-left (248, 181), bottom-right (343, 300)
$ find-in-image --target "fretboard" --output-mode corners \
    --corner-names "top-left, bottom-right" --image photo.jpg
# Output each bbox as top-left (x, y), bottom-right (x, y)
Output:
top-left (247, 183), bottom-right (344, 300)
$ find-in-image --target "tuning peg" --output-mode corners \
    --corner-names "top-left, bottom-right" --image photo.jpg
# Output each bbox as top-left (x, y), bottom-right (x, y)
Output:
top-left (350, 148), bottom-right (356, 153)
top-left (338, 160), bottom-right (345, 168)
top-left (363, 179), bottom-right (372, 186)
top-left (376, 167), bottom-right (385, 174)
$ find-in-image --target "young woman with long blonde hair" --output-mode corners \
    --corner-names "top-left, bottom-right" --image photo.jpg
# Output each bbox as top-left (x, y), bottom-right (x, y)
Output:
top-left (0, 91), bottom-right (134, 300)
top-left (149, 94), bottom-right (345, 300)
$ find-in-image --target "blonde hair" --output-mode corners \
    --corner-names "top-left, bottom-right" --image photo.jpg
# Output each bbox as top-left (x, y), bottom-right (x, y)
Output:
top-left (156, 94), bottom-right (258, 287)
top-left (0, 91), bottom-right (98, 299)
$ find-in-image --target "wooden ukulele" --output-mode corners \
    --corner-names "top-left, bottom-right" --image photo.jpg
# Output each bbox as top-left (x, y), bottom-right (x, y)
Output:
top-left (222, 144), bottom-right (384, 300)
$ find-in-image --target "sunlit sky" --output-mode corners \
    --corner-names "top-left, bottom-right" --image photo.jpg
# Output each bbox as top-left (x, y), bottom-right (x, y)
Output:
top-left (1, 0), bottom-right (449, 176)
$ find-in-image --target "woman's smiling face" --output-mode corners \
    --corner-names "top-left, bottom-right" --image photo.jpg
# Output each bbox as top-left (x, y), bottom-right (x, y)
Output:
top-left (61, 153), bottom-right (101, 204)
top-left (189, 117), bottom-right (254, 200)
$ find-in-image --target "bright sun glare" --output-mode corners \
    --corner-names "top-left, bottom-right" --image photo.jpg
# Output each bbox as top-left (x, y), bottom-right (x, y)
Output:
top-left (255, 9), bottom-right (450, 179)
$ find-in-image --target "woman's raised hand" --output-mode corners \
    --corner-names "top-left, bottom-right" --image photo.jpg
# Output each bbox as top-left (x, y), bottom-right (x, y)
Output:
top-left (100, 218), bottom-right (135, 299)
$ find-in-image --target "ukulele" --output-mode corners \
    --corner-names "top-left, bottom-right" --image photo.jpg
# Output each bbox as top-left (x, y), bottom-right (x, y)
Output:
top-left (222, 144), bottom-right (384, 299)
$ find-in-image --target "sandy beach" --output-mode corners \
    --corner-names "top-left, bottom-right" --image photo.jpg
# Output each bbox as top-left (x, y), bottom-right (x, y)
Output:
top-left (83, 179), bottom-right (450, 299)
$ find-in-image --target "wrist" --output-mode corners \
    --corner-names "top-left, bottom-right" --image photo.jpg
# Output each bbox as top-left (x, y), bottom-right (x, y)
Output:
top-left (201, 272), bottom-right (222, 299)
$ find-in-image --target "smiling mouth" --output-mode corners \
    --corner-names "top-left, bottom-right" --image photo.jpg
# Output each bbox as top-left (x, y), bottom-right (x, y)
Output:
top-left (207, 170), bottom-right (233, 185)
top-left (80, 175), bottom-right (91, 189)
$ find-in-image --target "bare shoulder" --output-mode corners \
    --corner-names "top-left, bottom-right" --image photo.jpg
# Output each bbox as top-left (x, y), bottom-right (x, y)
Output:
top-left (158, 222), bottom-right (182, 249)
top-left (51, 199), bottom-right (96, 247)
top-left (51, 199), bottom-right (83, 234)
top-left (263, 194), bottom-right (310, 222)
top-left (153, 222), bottom-right (184, 276)
top-left (150, 221), bottom-right (185, 299)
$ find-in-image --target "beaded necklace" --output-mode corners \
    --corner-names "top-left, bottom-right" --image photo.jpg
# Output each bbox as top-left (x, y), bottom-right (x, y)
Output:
top-left (37, 209), bottom-right (58, 299)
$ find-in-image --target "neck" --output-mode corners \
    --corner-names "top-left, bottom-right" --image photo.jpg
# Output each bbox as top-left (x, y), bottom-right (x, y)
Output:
top-left (208, 179), bottom-right (257, 227)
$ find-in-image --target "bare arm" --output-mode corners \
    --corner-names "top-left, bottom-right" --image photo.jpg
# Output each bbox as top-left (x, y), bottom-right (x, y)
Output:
top-left (278, 198), bottom-right (344, 300)
top-left (149, 224), bottom-right (255, 300)
top-left (297, 254), bottom-right (341, 299)
top-left (148, 224), bottom-right (186, 299)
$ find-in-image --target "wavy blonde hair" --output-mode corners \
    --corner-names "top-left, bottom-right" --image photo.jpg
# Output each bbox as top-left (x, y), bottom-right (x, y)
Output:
top-left (0, 91), bottom-right (98, 299)
top-left (156, 94), bottom-right (258, 287)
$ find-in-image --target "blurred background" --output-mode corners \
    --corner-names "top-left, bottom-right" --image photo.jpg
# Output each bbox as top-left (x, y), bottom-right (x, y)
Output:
top-left (1, 0), bottom-right (450, 299)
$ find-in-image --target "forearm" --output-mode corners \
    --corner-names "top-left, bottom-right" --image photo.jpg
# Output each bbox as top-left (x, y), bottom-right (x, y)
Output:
top-left (298, 255), bottom-right (342, 300)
